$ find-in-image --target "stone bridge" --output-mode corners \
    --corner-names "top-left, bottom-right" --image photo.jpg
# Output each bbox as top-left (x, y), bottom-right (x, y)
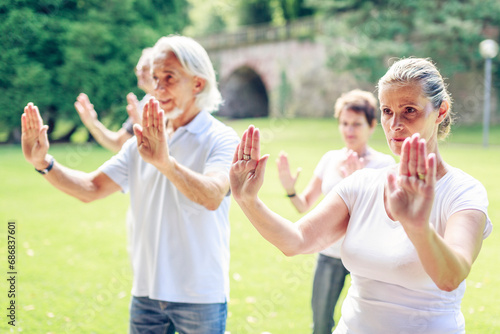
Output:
top-left (197, 17), bottom-right (365, 119)
top-left (197, 17), bottom-right (496, 124)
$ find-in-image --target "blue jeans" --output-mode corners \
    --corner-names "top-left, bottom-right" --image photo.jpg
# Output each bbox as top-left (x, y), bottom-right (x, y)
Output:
top-left (129, 296), bottom-right (227, 334)
top-left (311, 254), bottom-right (350, 334)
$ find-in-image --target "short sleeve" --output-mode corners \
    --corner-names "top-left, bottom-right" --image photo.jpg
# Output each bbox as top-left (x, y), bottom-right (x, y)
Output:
top-left (203, 127), bottom-right (239, 176)
top-left (314, 151), bottom-right (336, 180)
top-left (446, 175), bottom-right (492, 239)
top-left (98, 138), bottom-right (135, 193)
top-left (122, 117), bottom-right (134, 135)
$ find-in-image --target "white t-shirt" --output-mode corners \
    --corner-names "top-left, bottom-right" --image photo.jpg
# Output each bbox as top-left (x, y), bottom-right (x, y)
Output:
top-left (333, 166), bottom-right (492, 333)
top-left (100, 110), bottom-right (239, 304)
top-left (313, 148), bottom-right (395, 258)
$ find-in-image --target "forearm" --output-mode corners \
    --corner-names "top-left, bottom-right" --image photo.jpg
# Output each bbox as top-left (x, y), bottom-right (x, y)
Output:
top-left (289, 194), bottom-right (312, 213)
top-left (408, 226), bottom-right (471, 291)
top-left (157, 157), bottom-right (229, 211)
top-left (237, 197), bottom-right (305, 256)
top-left (84, 120), bottom-right (124, 153)
top-left (35, 155), bottom-right (109, 203)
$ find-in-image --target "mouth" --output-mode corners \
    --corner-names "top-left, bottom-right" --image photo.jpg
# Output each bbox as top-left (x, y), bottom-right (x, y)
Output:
top-left (390, 137), bottom-right (407, 143)
top-left (157, 99), bottom-right (171, 105)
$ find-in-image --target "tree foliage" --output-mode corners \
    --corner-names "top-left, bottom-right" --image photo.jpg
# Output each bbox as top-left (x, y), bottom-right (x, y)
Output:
top-left (0, 0), bottom-right (188, 142)
top-left (308, 0), bottom-right (500, 83)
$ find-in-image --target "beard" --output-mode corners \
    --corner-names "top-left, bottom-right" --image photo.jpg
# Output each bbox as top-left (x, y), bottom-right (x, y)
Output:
top-left (163, 107), bottom-right (184, 120)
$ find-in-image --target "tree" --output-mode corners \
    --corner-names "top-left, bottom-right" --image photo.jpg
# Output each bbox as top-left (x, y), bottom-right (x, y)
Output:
top-left (0, 0), bottom-right (189, 143)
top-left (309, 0), bottom-right (500, 83)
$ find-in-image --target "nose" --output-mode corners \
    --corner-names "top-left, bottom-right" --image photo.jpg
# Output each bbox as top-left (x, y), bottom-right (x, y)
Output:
top-left (390, 114), bottom-right (403, 132)
top-left (154, 80), bottom-right (164, 92)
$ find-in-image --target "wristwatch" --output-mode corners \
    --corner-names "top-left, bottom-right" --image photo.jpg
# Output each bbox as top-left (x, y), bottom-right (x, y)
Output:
top-left (35, 155), bottom-right (55, 175)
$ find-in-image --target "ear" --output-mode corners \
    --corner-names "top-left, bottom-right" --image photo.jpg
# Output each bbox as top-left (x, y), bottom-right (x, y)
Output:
top-left (436, 100), bottom-right (449, 124)
top-left (193, 77), bottom-right (206, 95)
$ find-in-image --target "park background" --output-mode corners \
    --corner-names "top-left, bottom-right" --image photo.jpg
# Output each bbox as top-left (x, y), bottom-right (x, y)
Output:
top-left (1, 0), bottom-right (500, 333)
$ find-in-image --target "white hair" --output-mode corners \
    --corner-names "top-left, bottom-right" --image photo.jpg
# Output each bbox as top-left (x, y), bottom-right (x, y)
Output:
top-left (152, 35), bottom-right (222, 112)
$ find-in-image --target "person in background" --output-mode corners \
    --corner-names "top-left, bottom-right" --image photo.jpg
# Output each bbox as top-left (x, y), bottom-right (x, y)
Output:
top-left (21, 35), bottom-right (239, 334)
top-left (74, 47), bottom-right (155, 152)
top-left (230, 57), bottom-right (492, 334)
top-left (276, 89), bottom-right (395, 334)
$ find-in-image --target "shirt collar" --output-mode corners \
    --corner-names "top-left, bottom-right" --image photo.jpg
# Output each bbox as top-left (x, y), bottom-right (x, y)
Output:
top-left (181, 110), bottom-right (211, 134)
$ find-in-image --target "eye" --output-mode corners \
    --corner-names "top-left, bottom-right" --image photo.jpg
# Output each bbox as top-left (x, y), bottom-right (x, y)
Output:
top-left (382, 108), bottom-right (392, 115)
top-left (406, 107), bottom-right (416, 113)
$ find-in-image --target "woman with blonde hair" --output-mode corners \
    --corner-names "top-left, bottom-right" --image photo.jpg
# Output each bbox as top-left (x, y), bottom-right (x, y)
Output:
top-left (230, 58), bottom-right (491, 333)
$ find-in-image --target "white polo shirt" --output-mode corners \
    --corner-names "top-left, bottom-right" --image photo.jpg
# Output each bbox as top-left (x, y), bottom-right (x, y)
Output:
top-left (99, 110), bottom-right (239, 303)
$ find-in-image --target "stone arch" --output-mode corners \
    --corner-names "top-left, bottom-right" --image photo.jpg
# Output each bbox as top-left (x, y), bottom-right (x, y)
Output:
top-left (217, 66), bottom-right (269, 118)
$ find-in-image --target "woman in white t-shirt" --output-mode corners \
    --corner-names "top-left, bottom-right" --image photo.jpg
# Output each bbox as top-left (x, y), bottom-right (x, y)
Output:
top-left (276, 90), bottom-right (395, 334)
top-left (230, 58), bottom-right (492, 334)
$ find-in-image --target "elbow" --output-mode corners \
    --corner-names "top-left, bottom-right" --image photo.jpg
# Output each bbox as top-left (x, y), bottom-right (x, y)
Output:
top-left (204, 197), bottom-right (224, 211)
top-left (436, 282), bottom-right (461, 292)
top-left (435, 276), bottom-right (465, 292)
top-left (78, 194), bottom-right (98, 204)
top-left (282, 249), bottom-right (299, 257)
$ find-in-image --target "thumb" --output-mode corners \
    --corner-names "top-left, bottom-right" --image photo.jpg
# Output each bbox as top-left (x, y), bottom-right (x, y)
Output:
top-left (133, 124), bottom-right (143, 143)
top-left (386, 169), bottom-right (398, 195)
top-left (295, 167), bottom-right (302, 179)
top-left (256, 154), bottom-right (270, 176)
top-left (39, 125), bottom-right (50, 149)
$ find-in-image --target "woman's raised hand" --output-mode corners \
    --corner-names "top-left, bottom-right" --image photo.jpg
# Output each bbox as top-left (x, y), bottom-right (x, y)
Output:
top-left (339, 149), bottom-right (365, 178)
top-left (21, 103), bottom-right (50, 169)
top-left (386, 133), bottom-right (436, 234)
top-left (229, 125), bottom-right (269, 203)
top-left (276, 151), bottom-right (301, 195)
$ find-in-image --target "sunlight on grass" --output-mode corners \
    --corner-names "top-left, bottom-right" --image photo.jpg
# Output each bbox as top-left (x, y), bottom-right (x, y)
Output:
top-left (0, 118), bottom-right (499, 333)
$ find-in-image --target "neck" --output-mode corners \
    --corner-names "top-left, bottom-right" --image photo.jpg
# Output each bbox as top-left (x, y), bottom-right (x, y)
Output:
top-left (167, 107), bottom-right (201, 132)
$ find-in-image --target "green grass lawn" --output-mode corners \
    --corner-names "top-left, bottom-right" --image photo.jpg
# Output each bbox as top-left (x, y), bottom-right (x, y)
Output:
top-left (0, 118), bottom-right (499, 333)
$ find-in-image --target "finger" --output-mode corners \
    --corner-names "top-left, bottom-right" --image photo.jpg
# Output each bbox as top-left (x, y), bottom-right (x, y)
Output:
top-left (26, 103), bottom-right (35, 130)
top-left (417, 138), bottom-right (427, 179)
top-left (238, 130), bottom-right (247, 160)
top-left (127, 92), bottom-right (138, 104)
top-left (245, 125), bottom-right (254, 156)
top-left (23, 105), bottom-right (30, 131)
top-left (142, 100), bottom-right (150, 128)
top-left (157, 108), bottom-right (164, 135)
top-left (399, 137), bottom-right (411, 177)
top-left (408, 133), bottom-right (420, 176)
top-left (151, 99), bottom-right (159, 129)
top-left (21, 113), bottom-right (27, 133)
top-left (232, 143), bottom-right (241, 163)
top-left (251, 127), bottom-right (260, 160)
top-left (147, 99), bottom-right (155, 129)
top-left (33, 105), bottom-right (43, 129)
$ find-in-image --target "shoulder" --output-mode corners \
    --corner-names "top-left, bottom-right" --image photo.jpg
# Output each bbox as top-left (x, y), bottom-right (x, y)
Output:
top-left (366, 149), bottom-right (396, 168)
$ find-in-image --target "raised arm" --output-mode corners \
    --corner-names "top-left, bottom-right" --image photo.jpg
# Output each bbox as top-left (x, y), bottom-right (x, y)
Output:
top-left (133, 98), bottom-right (230, 211)
top-left (230, 125), bottom-right (349, 256)
top-left (386, 133), bottom-right (486, 291)
top-left (22, 103), bottom-right (121, 202)
top-left (74, 93), bottom-right (132, 152)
